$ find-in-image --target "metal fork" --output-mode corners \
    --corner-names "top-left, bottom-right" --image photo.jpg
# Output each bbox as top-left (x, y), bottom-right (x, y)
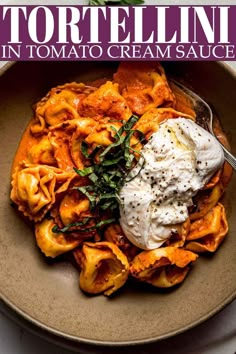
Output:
top-left (173, 81), bottom-right (236, 171)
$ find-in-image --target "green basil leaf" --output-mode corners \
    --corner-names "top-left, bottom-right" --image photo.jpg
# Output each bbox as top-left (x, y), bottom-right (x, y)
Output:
top-left (74, 166), bottom-right (94, 176)
top-left (52, 217), bottom-right (91, 234)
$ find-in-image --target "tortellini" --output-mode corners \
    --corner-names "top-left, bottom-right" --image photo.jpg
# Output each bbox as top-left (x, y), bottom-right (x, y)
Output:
top-left (48, 117), bottom-right (98, 169)
top-left (31, 83), bottom-right (95, 134)
top-left (186, 203), bottom-right (228, 253)
top-left (28, 136), bottom-right (56, 165)
top-left (190, 181), bottom-right (224, 221)
top-left (85, 118), bottom-right (122, 147)
top-left (104, 223), bottom-right (139, 262)
top-left (74, 241), bottom-right (129, 296)
top-left (134, 107), bottom-right (194, 138)
top-left (78, 81), bottom-right (132, 121)
top-left (35, 218), bottom-right (80, 258)
top-left (130, 247), bottom-right (198, 288)
top-left (59, 191), bottom-right (90, 226)
top-left (113, 61), bottom-right (175, 115)
top-left (11, 164), bottom-right (75, 221)
top-left (48, 128), bottom-right (76, 170)
top-left (164, 218), bottom-right (190, 248)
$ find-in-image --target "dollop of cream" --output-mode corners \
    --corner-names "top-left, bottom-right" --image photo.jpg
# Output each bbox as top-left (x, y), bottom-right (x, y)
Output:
top-left (119, 118), bottom-right (224, 250)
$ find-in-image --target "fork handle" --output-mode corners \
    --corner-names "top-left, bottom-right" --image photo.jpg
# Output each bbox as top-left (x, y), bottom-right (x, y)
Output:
top-left (219, 143), bottom-right (236, 171)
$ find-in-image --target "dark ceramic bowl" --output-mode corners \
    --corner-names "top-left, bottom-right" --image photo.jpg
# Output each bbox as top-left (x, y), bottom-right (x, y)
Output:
top-left (0, 61), bottom-right (235, 347)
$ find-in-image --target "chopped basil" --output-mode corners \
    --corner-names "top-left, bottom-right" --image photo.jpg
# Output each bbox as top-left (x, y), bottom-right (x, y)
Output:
top-left (74, 166), bottom-right (94, 176)
top-left (53, 115), bottom-right (145, 234)
top-left (74, 115), bottom-right (144, 212)
top-left (52, 217), bottom-right (91, 233)
top-left (52, 218), bottom-right (116, 234)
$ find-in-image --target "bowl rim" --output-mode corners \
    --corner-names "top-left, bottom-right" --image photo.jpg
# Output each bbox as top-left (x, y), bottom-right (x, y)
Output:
top-left (1, 292), bottom-right (236, 347)
top-left (0, 61), bottom-right (15, 76)
top-left (1, 60), bottom-right (236, 347)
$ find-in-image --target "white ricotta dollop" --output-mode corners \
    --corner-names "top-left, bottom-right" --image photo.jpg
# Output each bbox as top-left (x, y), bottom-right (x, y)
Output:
top-left (119, 118), bottom-right (224, 250)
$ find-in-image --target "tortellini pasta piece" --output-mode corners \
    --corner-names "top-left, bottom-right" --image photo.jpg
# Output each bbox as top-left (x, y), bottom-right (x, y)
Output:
top-left (65, 117), bottom-right (103, 168)
top-left (78, 81), bottom-right (132, 121)
top-left (48, 129), bottom-right (76, 170)
top-left (164, 218), bottom-right (190, 248)
top-left (186, 203), bottom-right (228, 253)
top-left (130, 247), bottom-right (198, 288)
top-left (220, 161), bottom-right (233, 189)
top-left (11, 164), bottom-right (75, 221)
top-left (35, 218), bottom-right (80, 258)
top-left (74, 241), bottom-right (129, 296)
top-left (104, 223), bottom-right (139, 262)
top-left (113, 61), bottom-right (175, 115)
top-left (59, 191), bottom-right (90, 226)
top-left (48, 116), bottom-right (98, 170)
top-left (31, 83), bottom-right (95, 134)
top-left (190, 181), bottom-right (225, 221)
top-left (28, 135), bottom-right (56, 165)
top-left (85, 119), bottom-right (122, 147)
top-left (134, 107), bottom-right (194, 138)
top-left (204, 169), bottom-right (222, 190)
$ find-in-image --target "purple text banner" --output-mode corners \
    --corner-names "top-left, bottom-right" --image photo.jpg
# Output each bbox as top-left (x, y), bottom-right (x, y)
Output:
top-left (0, 5), bottom-right (235, 60)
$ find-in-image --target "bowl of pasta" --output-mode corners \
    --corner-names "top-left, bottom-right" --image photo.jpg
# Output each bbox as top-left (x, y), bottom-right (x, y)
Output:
top-left (0, 60), bottom-right (236, 347)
